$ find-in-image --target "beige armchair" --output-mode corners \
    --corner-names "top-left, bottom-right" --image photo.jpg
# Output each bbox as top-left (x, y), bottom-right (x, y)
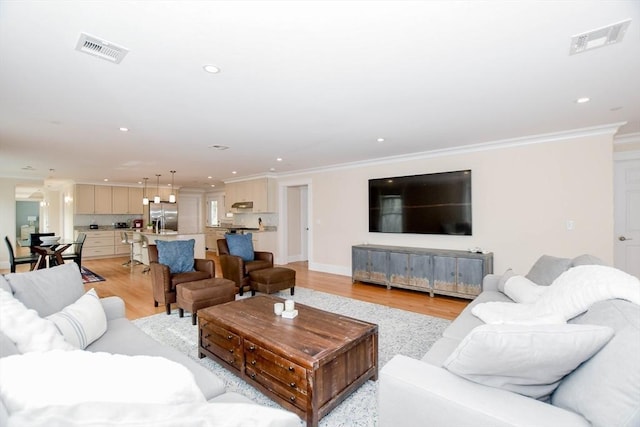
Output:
top-left (216, 238), bottom-right (273, 295)
top-left (148, 244), bottom-right (214, 314)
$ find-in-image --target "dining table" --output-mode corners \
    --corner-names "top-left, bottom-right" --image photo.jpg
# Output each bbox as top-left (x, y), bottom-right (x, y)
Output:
top-left (31, 242), bottom-right (73, 270)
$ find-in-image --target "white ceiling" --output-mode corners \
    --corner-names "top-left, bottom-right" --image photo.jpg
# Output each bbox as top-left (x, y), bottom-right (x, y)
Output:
top-left (1, 1), bottom-right (639, 193)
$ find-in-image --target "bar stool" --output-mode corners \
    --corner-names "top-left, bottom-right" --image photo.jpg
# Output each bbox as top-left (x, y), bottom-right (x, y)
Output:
top-left (121, 231), bottom-right (141, 267)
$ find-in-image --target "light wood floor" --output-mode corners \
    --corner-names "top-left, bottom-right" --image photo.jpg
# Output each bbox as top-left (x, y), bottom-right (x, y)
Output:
top-left (4, 253), bottom-right (469, 321)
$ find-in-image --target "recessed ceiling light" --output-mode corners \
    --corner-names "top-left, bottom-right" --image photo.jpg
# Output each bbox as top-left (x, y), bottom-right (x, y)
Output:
top-left (270, 167), bottom-right (276, 172)
top-left (203, 65), bottom-right (221, 74)
top-left (211, 184), bottom-right (216, 187)
top-left (377, 138), bottom-right (385, 143)
top-left (103, 178), bottom-right (109, 182)
top-left (207, 176), bottom-right (213, 179)
top-left (576, 97), bottom-right (591, 104)
top-left (232, 171), bottom-right (237, 175)
top-left (276, 157), bottom-right (283, 162)
top-left (119, 127), bottom-right (129, 132)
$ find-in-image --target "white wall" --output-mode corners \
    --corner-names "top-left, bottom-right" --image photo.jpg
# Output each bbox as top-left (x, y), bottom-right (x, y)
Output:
top-left (0, 179), bottom-right (20, 269)
top-left (286, 130), bottom-right (615, 276)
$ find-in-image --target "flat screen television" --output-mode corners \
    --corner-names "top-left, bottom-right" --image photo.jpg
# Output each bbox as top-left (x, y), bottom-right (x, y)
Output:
top-left (369, 170), bottom-right (472, 235)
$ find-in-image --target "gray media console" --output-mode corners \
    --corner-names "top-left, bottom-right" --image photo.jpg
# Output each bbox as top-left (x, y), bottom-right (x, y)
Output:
top-left (352, 244), bottom-right (493, 299)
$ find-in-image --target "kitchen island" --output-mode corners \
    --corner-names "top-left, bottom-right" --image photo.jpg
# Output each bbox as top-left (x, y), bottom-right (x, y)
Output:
top-left (137, 231), bottom-right (206, 265)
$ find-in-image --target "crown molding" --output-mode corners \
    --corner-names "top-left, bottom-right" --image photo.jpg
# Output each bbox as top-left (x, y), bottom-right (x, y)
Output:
top-left (277, 122), bottom-right (626, 179)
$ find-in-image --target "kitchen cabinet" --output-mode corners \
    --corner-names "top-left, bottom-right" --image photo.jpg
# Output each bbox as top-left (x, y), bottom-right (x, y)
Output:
top-left (127, 187), bottom-right (144, 214)
top-left (226, 178), bottom-right (276, 213)
top-left (352, 244), bottom-right (493, 299)
top-left (112, 187), bottom-right (129, 214)
top-left (94, 186), bottom-right (113, 214)
top-left (74, 184), bottom-right (95, 214)
top-left (205, 228), bottom-right (227, 252)
top-left (81, 230), bottom-right (116, 258)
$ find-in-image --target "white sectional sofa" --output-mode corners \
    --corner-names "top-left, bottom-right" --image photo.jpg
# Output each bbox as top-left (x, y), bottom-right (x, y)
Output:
top-left (378, 255), bottom-right (640, 427)
top-left (0, 263), bottom-right (299, 426)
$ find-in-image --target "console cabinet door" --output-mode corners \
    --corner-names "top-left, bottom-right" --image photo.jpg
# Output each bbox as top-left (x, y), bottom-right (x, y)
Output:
top-left (352, 247), bottom-right (387, 285)
top-left (433, 256), bottom-right (458, 294)
top-left (457, 257), bottom-right (484, 296)
top-left (408, 254), bottom-right (432, 290)
top-left (388, 252), bottom-right (409, 287)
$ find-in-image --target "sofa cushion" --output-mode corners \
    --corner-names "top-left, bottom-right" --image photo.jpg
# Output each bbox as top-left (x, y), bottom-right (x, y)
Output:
top-left (0, 275), bottom-right (10, 293)
top-left (0, 332), bottom-right (19, 358)
top-left (157, 239), bottom-right (196, 274)
top-left (0, 287), bottom-right (74, 353)
top-left (571, 254), bottom-right (607, 267)
top-left (553, 299), bottom-right (640, 427)
top-left (225, 233), bottom-right (255, 262)
top-left (421, 336), bottom-right (460, 366)
top-left (47, 288), bottom-right (107, 349)
top-left (87, 318), bottom-right (226, 399)
top-left (0, 350), bottom-right (205, 414)
top-left (525, 255), bottom-right (572, 286)
top-left (5, 263), bottom-right (85, 317)
top-left (443, 323), bottom-right (614, 401)
top-left (497, 268), bottom-right (515, 293)
top-left (442, 290), bottom-right (513, 341)
top-left (503, 275), bottom-right (547, 304)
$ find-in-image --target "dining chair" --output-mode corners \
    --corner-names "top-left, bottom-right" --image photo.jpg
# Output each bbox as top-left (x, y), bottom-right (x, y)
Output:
top-left (62, 232), bottom-right (86, 269)
top-left (4, 236), bottom-right (39, 273)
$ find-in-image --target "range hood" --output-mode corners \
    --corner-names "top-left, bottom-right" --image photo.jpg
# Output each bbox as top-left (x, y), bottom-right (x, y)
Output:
top-left (231, 201), bottom-right (253, 209)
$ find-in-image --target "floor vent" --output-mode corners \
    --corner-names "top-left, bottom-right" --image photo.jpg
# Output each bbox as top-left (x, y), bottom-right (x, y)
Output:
top-left (75, 32), bottom-right (129, 64)
top-left (570, 19), bottom-right (631, 55)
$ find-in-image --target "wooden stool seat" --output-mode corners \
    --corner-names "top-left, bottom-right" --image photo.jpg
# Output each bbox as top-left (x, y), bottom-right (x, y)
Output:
top-left (176, 278), bottom-right (236, 325)
top-left (249, 267), bottom-right (295, 296)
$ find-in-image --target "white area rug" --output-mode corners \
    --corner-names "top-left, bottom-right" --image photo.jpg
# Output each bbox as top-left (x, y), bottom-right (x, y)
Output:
top-left (133, 287), bottom-right (450, 426)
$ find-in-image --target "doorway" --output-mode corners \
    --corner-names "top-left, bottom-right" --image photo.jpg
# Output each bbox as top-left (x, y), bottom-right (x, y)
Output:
top-left (614, 155), bottom-right (640, 278)
top-left (278, 180), bottom-right (311, 265)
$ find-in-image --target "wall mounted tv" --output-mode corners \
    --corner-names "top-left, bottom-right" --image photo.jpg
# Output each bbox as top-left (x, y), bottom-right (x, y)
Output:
top-left (369, 170), bottom-right (472, 235)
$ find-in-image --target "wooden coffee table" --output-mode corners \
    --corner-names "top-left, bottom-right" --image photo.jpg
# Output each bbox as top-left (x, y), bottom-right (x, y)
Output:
top-left (198, 295), bottom-right (378, 427)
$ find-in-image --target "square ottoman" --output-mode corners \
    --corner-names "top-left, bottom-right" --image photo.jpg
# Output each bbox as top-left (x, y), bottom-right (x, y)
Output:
top-left (177, 278), bottom-right (236, 325)
top-left (249, 267), bottom-right (295, 296)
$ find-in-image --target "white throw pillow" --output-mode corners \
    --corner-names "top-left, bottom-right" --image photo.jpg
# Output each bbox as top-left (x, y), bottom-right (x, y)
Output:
top-left (47, 288), bottom-right (107, 349)
top-left (443, 323), bottom-right (614, 400)
top-left (503, 275), bottom-right (547, 304)
top-left (0, 288), bottom-right (73, 353)
top-left (0, 350), bottom-right (206, 414)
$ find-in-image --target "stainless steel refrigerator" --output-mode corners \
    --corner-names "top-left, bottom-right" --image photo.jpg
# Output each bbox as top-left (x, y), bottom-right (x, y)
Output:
top-left (149, 202), bottom-right (178, 231)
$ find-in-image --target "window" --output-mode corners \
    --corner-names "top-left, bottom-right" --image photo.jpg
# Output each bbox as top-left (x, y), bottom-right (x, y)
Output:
top-left (208, 200), bottom-right (219, 226)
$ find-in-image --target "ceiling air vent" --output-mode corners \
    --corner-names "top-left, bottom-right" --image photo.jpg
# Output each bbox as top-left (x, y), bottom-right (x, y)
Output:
top-left (75, 32), bottom-right (129, 64)
top-left (570, 19), bottom-right (631, 55)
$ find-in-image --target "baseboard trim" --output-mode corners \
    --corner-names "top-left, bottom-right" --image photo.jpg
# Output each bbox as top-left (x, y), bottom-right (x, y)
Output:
top-left (307, 261), bottom-right (351, 277)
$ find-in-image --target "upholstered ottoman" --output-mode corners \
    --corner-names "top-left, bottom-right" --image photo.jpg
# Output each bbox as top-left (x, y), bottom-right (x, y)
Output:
top-left (249, 267), bottom-right (295, 296)
top-left (176, 278), bottom-right (236, 325)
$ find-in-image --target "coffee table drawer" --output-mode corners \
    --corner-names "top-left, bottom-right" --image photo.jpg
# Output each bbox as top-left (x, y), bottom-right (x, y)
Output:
top-left (200, 322), bottom-right (242, 370)
top-left (244, 340), bottom-right (308, 389)
top-left (245, 366), bottom-right (308, 411)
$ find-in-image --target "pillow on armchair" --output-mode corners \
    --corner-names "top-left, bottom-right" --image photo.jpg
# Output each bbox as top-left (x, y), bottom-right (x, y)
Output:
top-left (156, 240), bottom-right (195, 274)
top-left (225, 233), bottom-right (255, 262)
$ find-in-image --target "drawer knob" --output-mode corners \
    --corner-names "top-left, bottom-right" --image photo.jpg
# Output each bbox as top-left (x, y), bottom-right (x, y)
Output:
top-left (251, 360), bottom-right (256, 365)
top-left (229, 349), bottom-right (234, 354)
top-left (288, 366), bottom-right (294, 372)
top-left (289, 396), bottom-right (296, 402)
top-left (227, 335), bottom-right (233, 340)
top-left (249, 345), bottom-right (256, 351)
top-left (250, 373), bottom-right (256, 379)
top-left (203, 333), bottom-right (210, 339)
top-left (289, 382), bottom-right (296, 388)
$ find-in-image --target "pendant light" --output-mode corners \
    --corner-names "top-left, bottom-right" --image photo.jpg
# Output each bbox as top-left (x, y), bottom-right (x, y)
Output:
top-left (154, 174), bottom-right (161, 204)
top-left (142, 177), bottom-right (149, 205)
top-left (169, 170), bottom-right (176, 203)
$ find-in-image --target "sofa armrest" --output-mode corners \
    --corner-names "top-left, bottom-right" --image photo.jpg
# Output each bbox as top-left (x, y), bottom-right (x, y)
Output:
top-left (254, 251), bottom-right (273, 266)
top-left (482, 273), bottom-right (501, 292)
top-left (100, 296), bottom-right (126, 321)
top-left (219, 254), bottom-right (245, 287)
top-left (378, 355), bottom-right (589, 427)
top-left (194, 258), bottom-right (215, 278)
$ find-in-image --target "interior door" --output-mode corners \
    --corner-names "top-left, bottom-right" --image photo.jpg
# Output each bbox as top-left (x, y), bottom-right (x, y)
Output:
top-left (614, 158), bottom-right (640, 278)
